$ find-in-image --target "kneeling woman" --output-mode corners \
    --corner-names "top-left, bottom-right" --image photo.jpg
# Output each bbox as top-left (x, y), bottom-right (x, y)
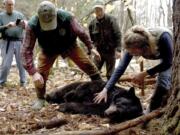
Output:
top-left (94, 25), bottom-right (173, 112)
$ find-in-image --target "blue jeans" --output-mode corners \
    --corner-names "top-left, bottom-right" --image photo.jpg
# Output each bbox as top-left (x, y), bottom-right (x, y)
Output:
top-left (0, 40), bottom-right (26, 85)
top-left (148, 67), bottom-right (172, 112)
top-left (156, 67), bottom-right (171, 90)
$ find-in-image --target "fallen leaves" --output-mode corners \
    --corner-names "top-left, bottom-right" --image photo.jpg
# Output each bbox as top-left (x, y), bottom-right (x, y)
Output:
top-left (0, 66), bottom-right (154, 134)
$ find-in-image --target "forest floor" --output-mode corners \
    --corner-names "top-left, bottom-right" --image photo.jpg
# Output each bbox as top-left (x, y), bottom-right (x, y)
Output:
top-left (0, 64), bottom-right (163, 135)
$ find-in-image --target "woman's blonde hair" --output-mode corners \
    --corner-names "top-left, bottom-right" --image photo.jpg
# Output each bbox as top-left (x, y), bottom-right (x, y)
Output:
top-left (123, 25), bottom-right (157, 55)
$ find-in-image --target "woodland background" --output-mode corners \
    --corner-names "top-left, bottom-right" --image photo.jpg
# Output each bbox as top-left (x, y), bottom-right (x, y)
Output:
top-left (0, 0), bottom-right (179, 135)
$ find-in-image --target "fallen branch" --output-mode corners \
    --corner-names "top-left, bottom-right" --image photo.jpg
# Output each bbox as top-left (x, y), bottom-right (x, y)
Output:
top-left (31, 118), bottom-right (68, 130)
top-left (52, 109), bottom-right (164, 135)
top-left (119, 75), bottom-right (156, 85)
top-left (139, 60), bottom-right (145, 96)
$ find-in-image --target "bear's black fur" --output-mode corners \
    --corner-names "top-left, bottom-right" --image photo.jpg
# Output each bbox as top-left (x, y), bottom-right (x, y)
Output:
top-left (45, 80), bottom-right (143, 122)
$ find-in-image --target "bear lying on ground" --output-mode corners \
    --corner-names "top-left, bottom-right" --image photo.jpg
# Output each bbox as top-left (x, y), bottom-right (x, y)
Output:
top-left (45, 80), bottom-right (143, 122)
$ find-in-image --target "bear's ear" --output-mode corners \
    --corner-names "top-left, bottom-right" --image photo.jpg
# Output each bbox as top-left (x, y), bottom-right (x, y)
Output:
top-left (128, 87), bottom-right (135, 96)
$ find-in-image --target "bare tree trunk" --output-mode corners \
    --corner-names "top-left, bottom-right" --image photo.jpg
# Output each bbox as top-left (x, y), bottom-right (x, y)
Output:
top-left (122, 0), bottom-right (135, 34)
top-left (159, 0), bottom-right (166, 26)
top-left (167, 0), bottom-right (173, 27)
top-left (118, 1), bottom-right (124, 30)
top-left (161, 0), bottom-right (180, 134)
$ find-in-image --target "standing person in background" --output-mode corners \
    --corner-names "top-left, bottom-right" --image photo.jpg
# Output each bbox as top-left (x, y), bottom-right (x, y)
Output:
top-left (94, 25), bottom-right (173, 113)
top-left (0, 0), bottom-right (27, 88)
top-left (21, 1), bottom-right (102, 110)
top-left (89, 0), bottom-right (121, 80)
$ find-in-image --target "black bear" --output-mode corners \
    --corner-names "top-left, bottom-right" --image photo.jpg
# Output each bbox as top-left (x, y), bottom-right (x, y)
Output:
top-left (45, 80), bottom-right (143, 122)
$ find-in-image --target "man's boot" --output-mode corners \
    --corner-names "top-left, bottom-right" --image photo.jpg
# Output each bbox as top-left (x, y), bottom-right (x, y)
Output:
top-left (32, 87), bottom-right (46, 110)
top-left (148, 86), bottom-right (170, 112)
top-left (32, 98), bottom-right (45, 110)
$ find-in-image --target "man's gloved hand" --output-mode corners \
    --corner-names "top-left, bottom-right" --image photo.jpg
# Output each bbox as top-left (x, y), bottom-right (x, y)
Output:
top-left (91, 48), bottom-right (101, 61)
top-left (32, 72), bottom-right (44, 89)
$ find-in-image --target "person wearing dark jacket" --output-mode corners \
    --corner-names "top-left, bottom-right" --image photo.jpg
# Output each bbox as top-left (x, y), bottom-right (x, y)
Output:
top-left (94, 25), bottom-right (173, 112)
top-left (89, 0), bottom-right (121, 79)
top-left (21, 1), bottom-right (102, 110)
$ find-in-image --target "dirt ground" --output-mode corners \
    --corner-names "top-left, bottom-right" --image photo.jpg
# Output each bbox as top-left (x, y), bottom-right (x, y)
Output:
top-left (0, 66), bottom-right (162, 135)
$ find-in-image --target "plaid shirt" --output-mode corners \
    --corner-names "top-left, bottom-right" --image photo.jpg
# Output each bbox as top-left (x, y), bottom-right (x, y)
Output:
top-left (21, 17), bottom-right (93, 75)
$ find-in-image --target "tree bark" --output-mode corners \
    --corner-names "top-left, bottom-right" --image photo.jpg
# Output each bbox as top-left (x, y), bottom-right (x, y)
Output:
top-left (161, 0), bottom-right (180, 134)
